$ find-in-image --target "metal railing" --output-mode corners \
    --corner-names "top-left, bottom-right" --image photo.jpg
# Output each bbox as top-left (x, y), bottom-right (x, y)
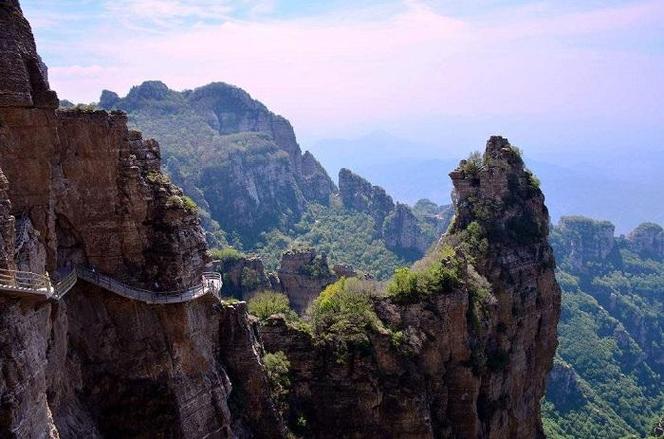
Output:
top-left (0, 268), bottom-right (53, 296)
top-left (0, 266), bottom-right (223, 304)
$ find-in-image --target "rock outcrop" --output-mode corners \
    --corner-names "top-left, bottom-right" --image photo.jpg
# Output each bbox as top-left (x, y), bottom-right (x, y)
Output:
top-left (545, 360), bottom-right (586, 411)
top-left (552, 216), bottom-right (620, 273)
top-left (338, 168), bottom-right (437, 259)
top-left (262, 136), bottom-right (561, 438)
top-left (98, 81), bottom-right (337, 245)
top-left (277, 248), bottom-right (337, 313)
top-left (627, 222), bottom-right (664, 260)
top-left (0, 3), bottom-right (284, 437)
top-left (383, 202), bottom-right (430, 257)
top-left (338, 168), bottom-right (395, 227)
top-left (216, 254), bottom-right (275, 299)
top-left (0, 0), bottom-right (58, 109)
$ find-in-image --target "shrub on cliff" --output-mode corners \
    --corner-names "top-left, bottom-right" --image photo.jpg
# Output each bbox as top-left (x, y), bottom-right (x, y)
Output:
top-left (309, 277), bottom-right (384, 360)
top-left (164, 194), bottom-right (198, 213)
top-left (263, 351), bottom-right (291, 414)
top-left (209, 247), bottom-right (245, 265)
top-left (248, 291), bottom-right (294, 320)
top-left (387, 245), bottom-right (461, 302)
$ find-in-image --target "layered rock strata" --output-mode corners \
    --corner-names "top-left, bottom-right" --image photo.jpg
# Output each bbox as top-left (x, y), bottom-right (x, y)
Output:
top-left (277, 248), bottom-right (337, 313)
top-left (0, 3), bottom-right (283, 437)
top-left (262, 137), bottom-right (561, 438)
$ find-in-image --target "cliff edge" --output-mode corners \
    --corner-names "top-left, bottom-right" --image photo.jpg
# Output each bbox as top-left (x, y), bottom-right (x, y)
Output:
top-left (0, 3), bottom-right (283, 437)
top-left (262, 137), bottom-right (561, 438)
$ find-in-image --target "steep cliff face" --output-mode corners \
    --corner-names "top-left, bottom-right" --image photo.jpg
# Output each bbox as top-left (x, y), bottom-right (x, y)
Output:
top-left (338, 168), bottom-right (437, 259)
top-left (627, 222), bottom-right (664, 260)
top-left (0, 0), bottom-right (58, 109)
top-left (262, 136), bottom-right (561, 438)
top-left (553, 216), bottom-right (619, 274)
top-left (545, 216), bottom-right (664, 437)
top-left (277, 248), bottom-right (337, 313)
top-left (217, 254), bottom-right (275, 299)
top-left (0, 169), bottom-right (15, 270)
top-left (98, 81), bottom-right (336, 245)
top-left (383, 203), bottom-right (430, 257)
top-left (0, 3), bottom-right (283, 437)
top-left (338, 168), bottom-right (395, 227)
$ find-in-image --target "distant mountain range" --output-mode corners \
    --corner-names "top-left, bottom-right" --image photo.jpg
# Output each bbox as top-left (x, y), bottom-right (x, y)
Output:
top-left (92, 81), bottom-right (450, 277)
top-left (310, 133), bottom-right (664, 233)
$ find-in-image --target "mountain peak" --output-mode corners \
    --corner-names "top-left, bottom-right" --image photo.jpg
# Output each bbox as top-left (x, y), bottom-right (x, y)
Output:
top-left (126, 80), bottom-right (171, 100)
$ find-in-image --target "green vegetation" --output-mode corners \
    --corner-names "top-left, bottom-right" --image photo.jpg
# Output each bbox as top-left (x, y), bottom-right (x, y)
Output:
top-left (209, 246), bottom-right (245, 265)
top-left (146, 170), bottom-right (171, 185)
top-left (164, 194), bottom-right (197, 213)
top-left (460, 151), bottom-right (485, 175)
top-left (386, 245), bottom-right (461, 303)
top-left (248, 291), bottom-right (294, 321)
top-left (263, 351), bottom-right (291, 413)
top-left (255, 203), bottom-right (412, 279)
top-left (72, 103), bottom-right (98, 112)
top-left (527, 171), bottom-right (541, 190)
top-left (309, 277), bottom-right (384, 361)
top-left (181, 195), bottom-right (198, 212)
top-left (543, 218), bottom-right (664, 439)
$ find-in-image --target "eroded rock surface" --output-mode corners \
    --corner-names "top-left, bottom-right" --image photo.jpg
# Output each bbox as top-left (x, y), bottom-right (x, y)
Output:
top-left (263, 137), bottom-right (561, 438)
top-left (627, 222), bottom-right (664, 260)
top-left (0, 3), bottom-right (283, 437)
top-left (277, 248), bottom-right (337, 313)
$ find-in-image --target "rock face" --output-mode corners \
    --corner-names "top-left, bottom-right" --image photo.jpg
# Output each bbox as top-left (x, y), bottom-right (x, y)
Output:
top-left (545, 360), bottom-right (586, 411)
top-left (383, 203), bottom-right (430, 257)
top-left (338, 168), bottom-right (434, 258)
top-left (627, 222), bottom-right (664, 259)
top-left (301, 151), bottom-right (335, 205)
top-left (0, 3), bottom-right (284, 437)
top-left (277, 248), bottom-right (337, 313)
top-left (263, 136), bottom-right (561, 438)
top-left (0, 0), bottom-right (57, 108)
top-left (553, 216), bottom-right (620, 273)
top-left (216, 254), bottom-right (275, 299)
top-left (99, 81), bottom-right (337, 245)
top-left (0, 169), bottom-right (15, 270)
top-left (339, 168), bottom-right (395, 227)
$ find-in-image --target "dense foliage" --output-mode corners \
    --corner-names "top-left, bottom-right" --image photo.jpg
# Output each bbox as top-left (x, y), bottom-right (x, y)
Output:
top-left (262, 351), bottom-right (291, 414)
top-left (309, 277), bottom-right (385, 361)
top-left (543, 217), bottom-right (664, 439)
top-left (255, 203), bottom-right (412, 280)
top-left (386, 245), bottom-right (461, 303)
top-left (247, 291), bottom-right (294, 321)
top-left (105, 81), bottom-right (446, 280)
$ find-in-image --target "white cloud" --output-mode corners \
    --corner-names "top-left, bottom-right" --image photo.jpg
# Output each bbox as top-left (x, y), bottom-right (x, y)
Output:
top-left (43, 0), bottom-right (664, 141)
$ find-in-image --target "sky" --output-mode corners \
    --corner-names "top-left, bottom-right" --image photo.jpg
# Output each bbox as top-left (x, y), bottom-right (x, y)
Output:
top-left (20, 0), bottom-right (664, 160)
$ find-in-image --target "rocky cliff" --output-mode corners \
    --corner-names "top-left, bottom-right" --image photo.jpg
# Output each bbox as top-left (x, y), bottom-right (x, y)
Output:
top-left (1, 4), bottom-right (564, 438)
top-left (0, 3), bottom-right (283, 437)
top-left (98, 81), bottom-right (336, 245)
top-left (338, 168), bottom-right (438, 258)
top-left (627, 222), bottom-right (664, 260)
top-left (552, 216), bottom-right (620, 274)
top-left (276, 248), bottom-right (337, 314)
top-left (544, 216), bottom-right (664, 437)
top-left (262, 136), bottom-right (561, 438)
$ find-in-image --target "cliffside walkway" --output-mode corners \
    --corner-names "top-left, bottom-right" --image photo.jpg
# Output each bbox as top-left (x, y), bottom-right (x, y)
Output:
top-left (0, 267), bottom-right (222, 304)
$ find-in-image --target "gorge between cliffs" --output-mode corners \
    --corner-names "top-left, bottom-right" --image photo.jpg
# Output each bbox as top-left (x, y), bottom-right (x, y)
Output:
top-left (0, 1), bottom-right (561, 438)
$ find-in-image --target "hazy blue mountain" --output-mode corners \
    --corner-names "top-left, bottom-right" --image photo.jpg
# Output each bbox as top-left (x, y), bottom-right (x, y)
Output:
top-left (311, 133), bottom-right (664, 233)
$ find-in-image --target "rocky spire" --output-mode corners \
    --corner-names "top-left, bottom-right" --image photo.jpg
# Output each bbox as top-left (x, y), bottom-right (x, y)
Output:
top-left (0, 0), bottom-right (58, 108)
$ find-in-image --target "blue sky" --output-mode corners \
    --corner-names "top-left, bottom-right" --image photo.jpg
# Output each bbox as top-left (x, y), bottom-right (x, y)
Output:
top-left (20, 0), bottom-right (664, 162)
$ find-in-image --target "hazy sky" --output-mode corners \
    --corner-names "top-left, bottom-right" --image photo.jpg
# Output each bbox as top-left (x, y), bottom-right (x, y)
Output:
top-left (21, 0), bottom-right (664, 158)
